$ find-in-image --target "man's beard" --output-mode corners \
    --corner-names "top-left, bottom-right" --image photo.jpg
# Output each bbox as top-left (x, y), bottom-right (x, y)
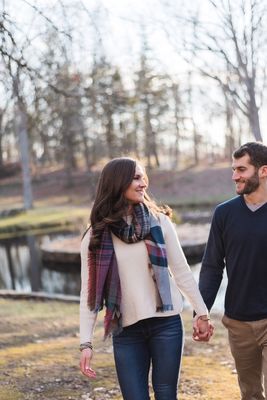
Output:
top-left (235, 171), bottom-right (260, 195)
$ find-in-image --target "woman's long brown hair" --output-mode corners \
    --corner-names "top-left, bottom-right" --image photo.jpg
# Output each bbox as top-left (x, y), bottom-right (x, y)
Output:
top-left (88, 157), bottom-right (172, 249)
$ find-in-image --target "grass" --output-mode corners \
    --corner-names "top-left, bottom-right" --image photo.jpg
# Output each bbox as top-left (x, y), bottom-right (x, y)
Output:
top-left (0, 206), bottom-right (89, 239)
top-left (0, 298), bottom-right (240, 400)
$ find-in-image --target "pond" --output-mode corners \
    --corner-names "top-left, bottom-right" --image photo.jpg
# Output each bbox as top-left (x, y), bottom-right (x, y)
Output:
top-left (0, 232), bottom-right (81, 296)
top-left (188, 263), bottom-right (227, 313)
top-left (0, 231), bottom-right (227, 312)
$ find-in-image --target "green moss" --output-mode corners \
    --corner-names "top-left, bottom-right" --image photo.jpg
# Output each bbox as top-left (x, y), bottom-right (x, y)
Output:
top-left (0, 207), bottom-right (88, 238)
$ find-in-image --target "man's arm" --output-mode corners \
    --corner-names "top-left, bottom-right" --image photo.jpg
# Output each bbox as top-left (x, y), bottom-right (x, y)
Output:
top-left (199, 208), bottom-right (225, 311)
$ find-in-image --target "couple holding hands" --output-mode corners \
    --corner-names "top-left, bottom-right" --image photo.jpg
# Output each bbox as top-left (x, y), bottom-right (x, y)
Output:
top-left (80, 141), bottom-right (267, 400)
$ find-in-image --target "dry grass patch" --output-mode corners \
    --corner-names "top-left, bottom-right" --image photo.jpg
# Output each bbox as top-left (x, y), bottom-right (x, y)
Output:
top-left (0, 298), bottom-right (241, 400)
top-left (180, 356), bottom-right (239, 399)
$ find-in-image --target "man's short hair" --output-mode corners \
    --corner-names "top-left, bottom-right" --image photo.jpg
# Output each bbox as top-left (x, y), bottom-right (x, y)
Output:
top-left (233, 142), bottom-right (267, 168)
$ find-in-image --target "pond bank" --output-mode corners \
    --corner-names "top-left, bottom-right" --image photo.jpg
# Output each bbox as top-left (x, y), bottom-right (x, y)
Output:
top-left (0, 289), bottom-right (79, 302)
top-left (0, 206), bottom-right (88, 239)
top-left (40, 223), bottom-right (211, 266)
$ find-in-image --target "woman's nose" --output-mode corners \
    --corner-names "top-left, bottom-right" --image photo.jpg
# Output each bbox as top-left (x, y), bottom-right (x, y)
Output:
top-left (140, 179), bottom-right (147, 187)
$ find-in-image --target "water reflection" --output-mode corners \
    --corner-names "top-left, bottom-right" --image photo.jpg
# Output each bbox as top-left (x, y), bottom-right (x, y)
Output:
top-left (0, 232), bottom-right (227, 310)
top-left (0, 233), bottom-right (81, 296)
top-left (27, 235), bottom-right (42, 291)
top-left (186, 263), bottom-right (227, 313)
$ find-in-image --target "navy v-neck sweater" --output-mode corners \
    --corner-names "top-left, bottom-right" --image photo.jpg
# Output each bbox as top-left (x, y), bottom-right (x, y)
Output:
top-left (199, 195), bottom-right (267, 321)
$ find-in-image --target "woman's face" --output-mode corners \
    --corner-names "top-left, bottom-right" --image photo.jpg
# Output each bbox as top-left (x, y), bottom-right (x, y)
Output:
top-left (124, 164), bottom-right (148, 204)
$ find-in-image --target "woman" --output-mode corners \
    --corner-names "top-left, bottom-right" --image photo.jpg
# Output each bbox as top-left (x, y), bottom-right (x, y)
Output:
top-left (79, 157), bottom-right (213, 400)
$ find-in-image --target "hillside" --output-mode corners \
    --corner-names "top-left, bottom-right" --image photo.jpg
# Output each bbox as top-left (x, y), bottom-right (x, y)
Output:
top-left (0, 162), bottom-right (236, 211)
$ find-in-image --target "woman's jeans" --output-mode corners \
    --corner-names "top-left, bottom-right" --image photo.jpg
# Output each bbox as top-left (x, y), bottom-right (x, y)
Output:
top-left (112, 314), bottom-right (183, 400)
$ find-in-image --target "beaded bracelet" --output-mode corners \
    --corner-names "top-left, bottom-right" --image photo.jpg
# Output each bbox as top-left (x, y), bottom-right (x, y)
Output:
top-left (79, 342), bottom-right (93, 352)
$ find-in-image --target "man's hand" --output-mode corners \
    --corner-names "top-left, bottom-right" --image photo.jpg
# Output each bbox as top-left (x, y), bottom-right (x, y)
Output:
top-left (192, 315), bottom-right (214, 342)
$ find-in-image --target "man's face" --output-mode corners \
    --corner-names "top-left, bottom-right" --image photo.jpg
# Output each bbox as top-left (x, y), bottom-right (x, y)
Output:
top-left (232, 154), bottom-right (260, 195)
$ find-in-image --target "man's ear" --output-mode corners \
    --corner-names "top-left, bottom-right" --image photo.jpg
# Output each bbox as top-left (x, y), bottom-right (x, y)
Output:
top-left (258, 165), bottom-right (267, 178)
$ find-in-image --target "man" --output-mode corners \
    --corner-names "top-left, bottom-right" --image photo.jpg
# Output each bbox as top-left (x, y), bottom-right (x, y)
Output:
top-left (198, 142), bottom-right (267, 400)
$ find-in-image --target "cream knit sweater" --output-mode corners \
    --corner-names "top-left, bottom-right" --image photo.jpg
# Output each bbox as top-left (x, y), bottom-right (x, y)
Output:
top-left (79, 213), bottom-right (207, 343)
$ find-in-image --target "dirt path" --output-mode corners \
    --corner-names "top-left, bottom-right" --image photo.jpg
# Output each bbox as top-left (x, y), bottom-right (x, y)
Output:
top-left (0, 298), bottom-right (240, 400)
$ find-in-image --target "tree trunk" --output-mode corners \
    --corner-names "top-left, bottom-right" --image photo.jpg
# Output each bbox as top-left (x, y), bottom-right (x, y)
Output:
top-left (15, 101), bottom-right (33, 210)
top-left (0, 111), bottom-right (3, 167)
top-left (151, 130), bottom-right (160, 167)
top-left (106, 110), bottom-right (115, 159)
top-left (64, 135), bottom-right (74, 188)
top-left (192, 120), bottom-right (199, 165)
top-left (173, 85), bottom-right (180, 169)
top-left (145, 105), bottom-right (152, 168)
top-left (39, 131), bottom-right (52, 165)
top-left (132, 112), bottom-right (140, 158)
top-left (81, 132), bottom-right (91, 171)
top-left (248, 101), bottom-right (262, 142)
top-left (0, 132), bottom-right (3, 168)
top-left (224, 91), bottom-right (235, 160)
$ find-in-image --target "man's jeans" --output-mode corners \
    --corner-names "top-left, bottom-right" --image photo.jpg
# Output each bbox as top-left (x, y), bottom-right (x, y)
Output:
top-left (222, 315), bottom-right (267, 400)
top-left (112, 314), bottom-right (183, 400)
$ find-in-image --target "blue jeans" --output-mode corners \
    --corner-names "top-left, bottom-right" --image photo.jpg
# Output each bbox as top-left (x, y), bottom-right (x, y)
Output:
top-left (112, 314), bottom-right (183, 400)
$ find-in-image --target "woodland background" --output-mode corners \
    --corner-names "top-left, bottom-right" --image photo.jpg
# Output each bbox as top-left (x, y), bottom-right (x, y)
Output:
top-left (0, 0), bottom-right (266, 211)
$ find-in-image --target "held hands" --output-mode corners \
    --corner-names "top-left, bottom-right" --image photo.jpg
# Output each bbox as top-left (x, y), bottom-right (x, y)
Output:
top-left (192, 315), bottom-right (214, 342)
top-left (80, 348), bottom-right (96, 379)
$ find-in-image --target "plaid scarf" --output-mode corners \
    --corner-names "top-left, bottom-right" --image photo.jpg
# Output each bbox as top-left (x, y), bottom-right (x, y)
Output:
top-left (88, 203), bottom-right (173, 339)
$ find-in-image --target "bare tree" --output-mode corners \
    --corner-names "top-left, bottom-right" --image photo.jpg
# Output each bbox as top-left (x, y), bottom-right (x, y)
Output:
top-left (163, 0), bottom-right (267, 142)
top-left (170, 82), bottom-right (182, 168)
top-left (135, 47), bottom-right (170, 168)
top-left (0, 1), bottom-right (77, 205)
top-left (13, 76), bottom-right (33, 210)
top-left (0, 103), bottom-right (8, 168)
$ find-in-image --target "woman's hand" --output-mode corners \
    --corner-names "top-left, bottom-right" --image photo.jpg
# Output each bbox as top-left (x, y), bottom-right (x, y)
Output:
top-left (80, 348), bottom-right (96, 378)
top-left (192, 315), bottom-right (214, 342)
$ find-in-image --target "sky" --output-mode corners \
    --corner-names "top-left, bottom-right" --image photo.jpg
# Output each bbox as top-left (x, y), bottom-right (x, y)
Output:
top-left (3, 0), bottom-right (267, 146)
top-left (7, 0), bottom-right (197, 75)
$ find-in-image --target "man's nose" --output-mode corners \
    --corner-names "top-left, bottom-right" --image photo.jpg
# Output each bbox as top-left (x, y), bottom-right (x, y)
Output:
top-left (232, 170), bottom-right (239, 181)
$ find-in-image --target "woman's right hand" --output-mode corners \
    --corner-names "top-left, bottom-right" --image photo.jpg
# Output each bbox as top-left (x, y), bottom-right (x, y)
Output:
top-left (80, 348), bottom-right (96, 378)
top-left (192, 315), bottom-right (214, 342)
